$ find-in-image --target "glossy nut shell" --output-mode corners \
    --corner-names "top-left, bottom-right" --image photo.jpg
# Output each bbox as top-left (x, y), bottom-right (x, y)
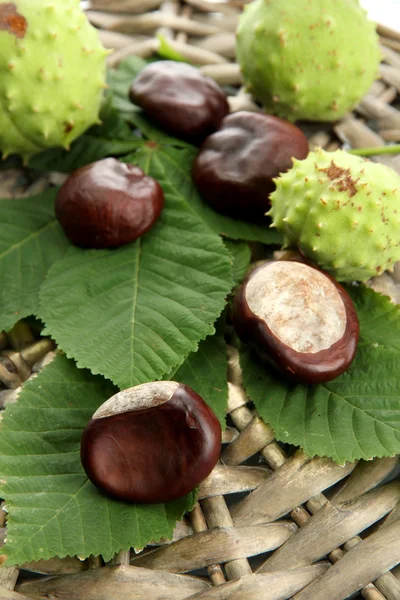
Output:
top-left (192, 111), bottom-right (309, 219)
top-left (80, 381), bottom-right (221, 503)
top-left (129, 61), bottom-right (229, 143)
top-left (55, 158), bottom-right (164, 249)
top-left (232, 260), bottom-right (359, 384)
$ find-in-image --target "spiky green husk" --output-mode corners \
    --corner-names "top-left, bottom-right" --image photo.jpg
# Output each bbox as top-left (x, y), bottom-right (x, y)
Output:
top-left (268, 149), bottom-right (400, 282)
top-left (0, 0), bottom-right (107, 160)
top-left (236, 0), bottom-right (381, 122)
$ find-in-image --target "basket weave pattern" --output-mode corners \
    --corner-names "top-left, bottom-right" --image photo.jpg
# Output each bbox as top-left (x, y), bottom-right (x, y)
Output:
top-left (0, 1), bottom-right (400, 599)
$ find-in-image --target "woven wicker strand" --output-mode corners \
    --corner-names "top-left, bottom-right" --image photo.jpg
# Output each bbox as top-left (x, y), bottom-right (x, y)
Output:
top-left (0, 1), bottom-right (399, 599)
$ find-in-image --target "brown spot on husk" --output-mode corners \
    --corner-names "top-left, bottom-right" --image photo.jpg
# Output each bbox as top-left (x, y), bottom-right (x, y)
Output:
top-left (0, 3), bottom-right (27, 38)
top-left (320, 161), bottom-right (358, 197)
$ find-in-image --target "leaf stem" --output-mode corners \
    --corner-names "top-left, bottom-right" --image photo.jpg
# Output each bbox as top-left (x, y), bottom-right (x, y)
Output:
top-left (348, 144), bottom-right (400, 157)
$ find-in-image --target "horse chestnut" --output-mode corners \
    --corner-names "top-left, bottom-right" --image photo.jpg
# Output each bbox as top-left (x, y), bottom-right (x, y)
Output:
top-left (55, 158), bottom-right (164, 249)
top-left (192, 112), bottom-right (309, 219)
top-left (129, 61), bottom-right (229, 143)
top-left (233, 261), bottom-right (359, 384)
top-left (80, 381), bottom-right (221, 503)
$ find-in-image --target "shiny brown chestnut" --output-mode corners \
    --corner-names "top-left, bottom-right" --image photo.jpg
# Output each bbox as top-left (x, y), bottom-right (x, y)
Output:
top-left (80, 381), bottom-right (221, 503)
top-left (233, 261), bottom-right (359, 384)
top-left (55, 158), bottom-right (164, 249)
top-left (129, 61), bottom-right (229, 143)
top-left (192, 112), bottom-right (309, 219)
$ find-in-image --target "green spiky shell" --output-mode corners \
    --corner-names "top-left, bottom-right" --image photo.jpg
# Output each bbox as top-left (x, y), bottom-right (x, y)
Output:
top-left (0, 0), bottom-right (107, 160)
top-left (268, 149), bottom-right (400, 282)
top-left (236, 0), bottom-right (381, 122)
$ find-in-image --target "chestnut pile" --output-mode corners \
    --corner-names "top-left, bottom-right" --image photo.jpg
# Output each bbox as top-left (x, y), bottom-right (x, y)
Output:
top-left (55, 61), bottom-right (363, 504)
top-left (130, 61), bottom-right (309, 219)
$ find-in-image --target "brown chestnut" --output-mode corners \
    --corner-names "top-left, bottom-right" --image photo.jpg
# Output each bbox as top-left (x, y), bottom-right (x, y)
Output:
top-left (129, 61), bottom-right (229, 143)
top-left (55, 158), bottom-right (164, 249)
top-left (233, 261), bottom-right (359, 384)
top-left (80, 381), bottom-right (221, 503)
top-left (192, 111), bottom-right (309, 219)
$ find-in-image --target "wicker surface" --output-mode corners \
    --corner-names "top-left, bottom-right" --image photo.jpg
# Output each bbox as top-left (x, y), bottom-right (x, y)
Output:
top-left (0, 1), bottom-right (400, 599)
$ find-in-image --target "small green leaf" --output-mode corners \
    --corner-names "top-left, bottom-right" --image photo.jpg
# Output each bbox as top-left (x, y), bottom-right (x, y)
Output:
top-left (0, 188), bottom-right (70, 332)
top-left (128, 112), bottom-right (194, 147)
top-left (240, 344), bottom-right (400, 464)
top-left (157, 34), bottom-right (189, 62)
top-left (0, 355), bottom-right (195, 566)
top-left (348, 284), bottom-right (400, 352)
top-left (107, 56), bottom-right (149, 120)
top-left (224, 240), bottom-right (251, 287)
top-left (38, 147), bottom-right (232, 390)
top-left (169, 333), bottom-right (228, 429)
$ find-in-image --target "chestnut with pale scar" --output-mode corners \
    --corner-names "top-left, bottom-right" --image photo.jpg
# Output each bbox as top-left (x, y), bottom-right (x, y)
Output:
top-left (233, 260), bottom-right (359, 384)
top-left (80, 382), bottom-right (221, 503)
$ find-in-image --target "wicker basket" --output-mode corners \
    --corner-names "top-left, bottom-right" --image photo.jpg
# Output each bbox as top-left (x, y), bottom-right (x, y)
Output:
top-left (0, 1), bottom-right (400, 599)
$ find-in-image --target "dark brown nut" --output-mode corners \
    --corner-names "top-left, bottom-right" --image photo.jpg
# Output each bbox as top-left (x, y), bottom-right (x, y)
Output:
top-left (55, 158), bottom-right (164, 249)
top-left (192, 111), bottom-right (309, 219)
top-left (232, 260), bottom-right (359, 384)
top-left (80, 381), bottom-right (221, 504)
top-left (129, 61), bottom-right (229, 143)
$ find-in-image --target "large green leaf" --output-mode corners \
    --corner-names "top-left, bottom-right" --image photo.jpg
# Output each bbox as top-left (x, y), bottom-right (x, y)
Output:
top-left (0, 355), bottom-right (195, 566)
top-left (240, 345), bottom-right (400, 464)
top-left (169, 333), bottom-right (228, 429)
top-left (38, 145), bottom-right (232, 390)
top-left (0, 188), bottom-right (69, 332)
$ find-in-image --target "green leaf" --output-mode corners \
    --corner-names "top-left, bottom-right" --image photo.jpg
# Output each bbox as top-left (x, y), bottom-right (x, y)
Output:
top-left (128, 112), bottom-right (194, 147)
top-left (125, 145), bottom-right (284, 245)
top-left (38, 147), bottom-right (232, 390)
top-left (157, 34), bottom-right (189, 62)
top-left (107, 56), bottom-right (149, 120)
top-left (169, 333), bottom-right (228, 429)
top-left (0, 188), bottom-right (70, 332)
top-left (348, 284), bottom-right (400, 352)
top-left (224, 240), bottom-right (251, 287)
top-left (0, 355), bottom-right (195, 566)
top-left (240, 344), bottom-right (400, 464)
top-left (28, 137), bottom-right (142, 173)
